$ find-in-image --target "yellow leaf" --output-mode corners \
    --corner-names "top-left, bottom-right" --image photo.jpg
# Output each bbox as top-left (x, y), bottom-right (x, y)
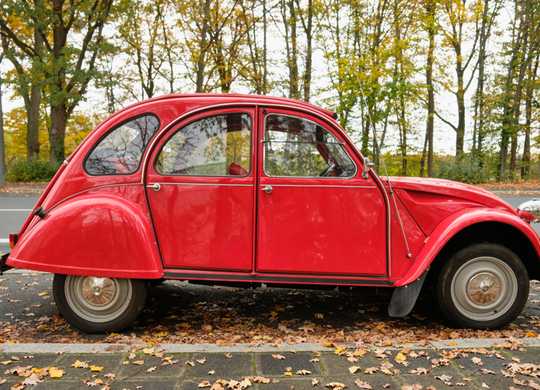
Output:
top-left (395, 351), bottom-right (407, 364)
top-left (89, 365), bottom-right (104, 372)
top-left (71, 360), bottom-right (88, 369)
top-left (49, 367), bottom-right (64, 379)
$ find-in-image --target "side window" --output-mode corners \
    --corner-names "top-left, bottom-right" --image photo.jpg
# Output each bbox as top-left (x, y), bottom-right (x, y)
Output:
top-left (85, 114), bottom-right (160, 175)
top-left (156, 113), bottom-right (252, 177)
top-left (264, 114), bottom-right (356, 178)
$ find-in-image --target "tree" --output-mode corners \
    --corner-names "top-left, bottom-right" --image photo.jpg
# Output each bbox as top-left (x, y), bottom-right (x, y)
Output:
top-left (0, 2), bottom-right (43, 160)
top-left (437, 0), bottom-right (483, 160)
top-left (497, 0), bottom-right (540, 180)
top-left (117, 0), bottom-right (176, 99)
top-left (239, 0), bottom-right (271, 94)
top-left (471, 0), bottom-right (503, 163)
top-left (0, 52), bottom-right (5, 186)
top-left (0, 0), bottom-right (114, 163)
top-left (420, 0), bottom-right (437, 177)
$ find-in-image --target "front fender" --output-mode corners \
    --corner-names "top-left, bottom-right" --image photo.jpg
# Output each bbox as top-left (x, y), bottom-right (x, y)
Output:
top-left (394, 208), bottom-right (540, 287)
top-left (7, 194), bottom-right (163, 279)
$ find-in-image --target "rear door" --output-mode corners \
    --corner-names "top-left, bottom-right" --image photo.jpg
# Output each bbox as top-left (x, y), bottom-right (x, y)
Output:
top-left (256, 108), bottom-right (387, 276)
top-left (146, 108), bottom-right (256, 271)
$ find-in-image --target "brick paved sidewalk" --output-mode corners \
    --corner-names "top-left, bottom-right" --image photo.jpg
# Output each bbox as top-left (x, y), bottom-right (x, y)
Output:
top-left (2, 346), bottom-right (540, 389)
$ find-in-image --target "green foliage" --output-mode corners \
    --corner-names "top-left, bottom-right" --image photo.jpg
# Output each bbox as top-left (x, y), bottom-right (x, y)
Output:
top-left (435, 155), bottom-right (491, 184)
top-left (6, 158), bottom-right (60, 182)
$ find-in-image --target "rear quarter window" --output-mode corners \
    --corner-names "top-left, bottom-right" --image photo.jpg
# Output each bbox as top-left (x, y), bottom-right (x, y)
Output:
top-left (85, 114), bottom-right (160, 176)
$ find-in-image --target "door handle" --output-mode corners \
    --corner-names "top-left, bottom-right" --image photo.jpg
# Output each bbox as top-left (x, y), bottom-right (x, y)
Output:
top-left (149, 183), bottom-right (161, 192)
top-left (262, 185), bottom-right (273, 194)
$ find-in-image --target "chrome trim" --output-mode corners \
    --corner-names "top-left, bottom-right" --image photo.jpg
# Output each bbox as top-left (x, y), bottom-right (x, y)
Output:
top-left (153, 112), bottom-right (254, 179)
top-left (268, 184), bottom-right (375, 189)
top-left (261, 112), bottom-right (358, 180)
top-left (149, 182), bottom-right (254, 187)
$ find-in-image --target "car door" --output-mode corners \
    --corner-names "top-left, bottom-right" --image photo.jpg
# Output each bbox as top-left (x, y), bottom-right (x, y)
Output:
top-left (256, 108), bottom-right (387, 276)
top-left (146, 108), bottom-right (256, 271)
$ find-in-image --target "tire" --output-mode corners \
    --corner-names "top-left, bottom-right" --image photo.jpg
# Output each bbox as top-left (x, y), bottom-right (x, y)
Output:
top-left (53, 274), bottom-right (147, 333)
top-left (436, 243), bottom-right (529, 329)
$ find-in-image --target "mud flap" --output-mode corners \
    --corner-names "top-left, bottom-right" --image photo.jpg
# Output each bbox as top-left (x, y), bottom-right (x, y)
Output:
top-left (0, 253), bottom-right (10, 275)
top-left (388, 271), bottom-right (427, 318)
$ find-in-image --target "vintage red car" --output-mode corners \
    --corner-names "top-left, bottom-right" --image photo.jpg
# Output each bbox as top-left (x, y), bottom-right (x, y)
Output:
top-left (2, 94), bottom-right (540, 333)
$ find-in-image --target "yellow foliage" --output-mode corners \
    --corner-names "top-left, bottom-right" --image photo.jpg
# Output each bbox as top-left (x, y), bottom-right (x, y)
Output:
top-left (4, 106), bottom-right (99, 162)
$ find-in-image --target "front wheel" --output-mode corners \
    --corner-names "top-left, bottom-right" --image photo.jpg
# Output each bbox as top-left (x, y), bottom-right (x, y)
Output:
top-left (53, 274), bottom-right (147, 333)
top-left (436, 243), bottom-right (529, 329)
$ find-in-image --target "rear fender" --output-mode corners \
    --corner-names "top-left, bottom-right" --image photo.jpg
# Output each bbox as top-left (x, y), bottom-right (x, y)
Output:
top-left (395, 208), bottom-right (540, 287)
top-left (6, 194), bottom-right (162, 279)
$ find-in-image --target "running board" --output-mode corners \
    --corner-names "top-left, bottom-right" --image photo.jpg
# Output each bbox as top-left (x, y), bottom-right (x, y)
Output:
top-left (164, 270), bottom-right (394, 287)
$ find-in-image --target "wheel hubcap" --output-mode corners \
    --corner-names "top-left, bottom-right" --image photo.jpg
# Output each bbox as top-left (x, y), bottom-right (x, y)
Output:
top-left (65, 276), bottom-right (132, 323)
top-left (451, 257), bottom-right (517, 322)
top-left (81, 277), bottom-right (117, 306)
top-left (466, 272), bottom-right (502, 305)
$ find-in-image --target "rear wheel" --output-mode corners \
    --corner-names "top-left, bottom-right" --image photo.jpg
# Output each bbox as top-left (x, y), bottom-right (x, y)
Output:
top-left (53, 274), bottom-right (147, 333)
top-left (436, 243), bottom-right (529, 329)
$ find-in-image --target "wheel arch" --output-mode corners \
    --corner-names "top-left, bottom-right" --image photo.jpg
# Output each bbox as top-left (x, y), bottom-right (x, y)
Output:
top-left (395, 208), bottom-right (540, 287)
top-left (425, 221), bottom-right (540, 287)
top-left (6, 192), bottom-right (163, 279)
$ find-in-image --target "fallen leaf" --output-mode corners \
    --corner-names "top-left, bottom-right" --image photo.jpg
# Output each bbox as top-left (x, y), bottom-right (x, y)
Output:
top-left (48, 367), bottom-right (64, 379)
top-left (71, 360), bottom-right (89, 369)
top-left (354, 379), bottom-right (372, 389)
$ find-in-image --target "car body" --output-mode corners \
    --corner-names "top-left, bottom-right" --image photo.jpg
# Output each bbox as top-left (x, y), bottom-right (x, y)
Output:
top-left (2, 93), bottom-right (540, 332)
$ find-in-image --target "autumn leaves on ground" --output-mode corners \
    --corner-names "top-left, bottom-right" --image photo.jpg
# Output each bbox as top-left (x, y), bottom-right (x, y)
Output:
top-left (2, 273), bottom-right (540, 346)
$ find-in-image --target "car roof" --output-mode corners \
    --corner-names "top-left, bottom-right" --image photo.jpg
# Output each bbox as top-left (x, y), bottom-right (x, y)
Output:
top-left (121, 93), bottom-right (337, 120)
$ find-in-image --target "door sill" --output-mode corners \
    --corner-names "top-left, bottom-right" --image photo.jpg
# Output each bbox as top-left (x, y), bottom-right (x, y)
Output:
top-left (163, 269), bottom-right (394, 286)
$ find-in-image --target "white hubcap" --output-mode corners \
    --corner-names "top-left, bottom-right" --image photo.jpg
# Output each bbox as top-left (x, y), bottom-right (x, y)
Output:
top-left (65, 276), bottom-right (133, 323)
top-left (451, 257), bottom-right (517, 322)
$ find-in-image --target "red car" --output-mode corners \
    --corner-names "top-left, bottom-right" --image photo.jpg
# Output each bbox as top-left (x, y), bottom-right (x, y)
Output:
top-left (2, 94), bottom-right (540, 333)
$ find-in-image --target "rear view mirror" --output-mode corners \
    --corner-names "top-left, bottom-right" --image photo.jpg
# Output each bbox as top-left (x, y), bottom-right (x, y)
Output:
top-left (362, 157), bottom-right (374, 179)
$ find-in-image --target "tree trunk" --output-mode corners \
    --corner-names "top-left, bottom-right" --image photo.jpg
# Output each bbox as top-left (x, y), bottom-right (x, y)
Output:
top-left (0, 56), bottom-right (5, 186)
top-left (302, 0), bottom-right (313, 102)
top-left (455, 62), bottom-right (465, 160)
top-left (49, 103), bottom-right (66, 164)
top-left (262, 0), bottom-right (268, 94)
top-left (425, 0), bottom-right (436, 177)
top-left (195, 0), bottom-right (212, 92)
top-left (26, 5), bottom-right (44, 160)
top-left (521, 54), bottom-right (538, 179)
top-left (287, 0), bottom-right (300, 99)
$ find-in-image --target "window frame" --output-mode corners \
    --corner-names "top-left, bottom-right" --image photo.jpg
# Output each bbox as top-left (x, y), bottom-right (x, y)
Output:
top-left (262, 113), bottom-right (357, 179)
top-left (153, 111), bottom-right (254, 178)
top-left (84, 112), bottom-right (161, 177)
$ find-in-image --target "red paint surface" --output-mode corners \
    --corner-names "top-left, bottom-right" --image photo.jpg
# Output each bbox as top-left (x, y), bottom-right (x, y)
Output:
top-left (7, 93), bottom-right (540, 286)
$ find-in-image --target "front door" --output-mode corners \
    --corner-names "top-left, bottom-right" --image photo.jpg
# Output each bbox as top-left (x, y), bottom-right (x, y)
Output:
top-left (146, 108), bottom-right (256, 271)
top-left (256, 109), bottom-right (387, 276)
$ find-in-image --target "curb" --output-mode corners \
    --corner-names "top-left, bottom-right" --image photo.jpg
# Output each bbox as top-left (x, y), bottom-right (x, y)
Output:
top-left (1, 338), bottom-right (540, 354)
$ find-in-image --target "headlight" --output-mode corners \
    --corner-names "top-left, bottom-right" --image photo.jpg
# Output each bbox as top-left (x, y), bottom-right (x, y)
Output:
top-left (518, 199), bottom-right (540, 223)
